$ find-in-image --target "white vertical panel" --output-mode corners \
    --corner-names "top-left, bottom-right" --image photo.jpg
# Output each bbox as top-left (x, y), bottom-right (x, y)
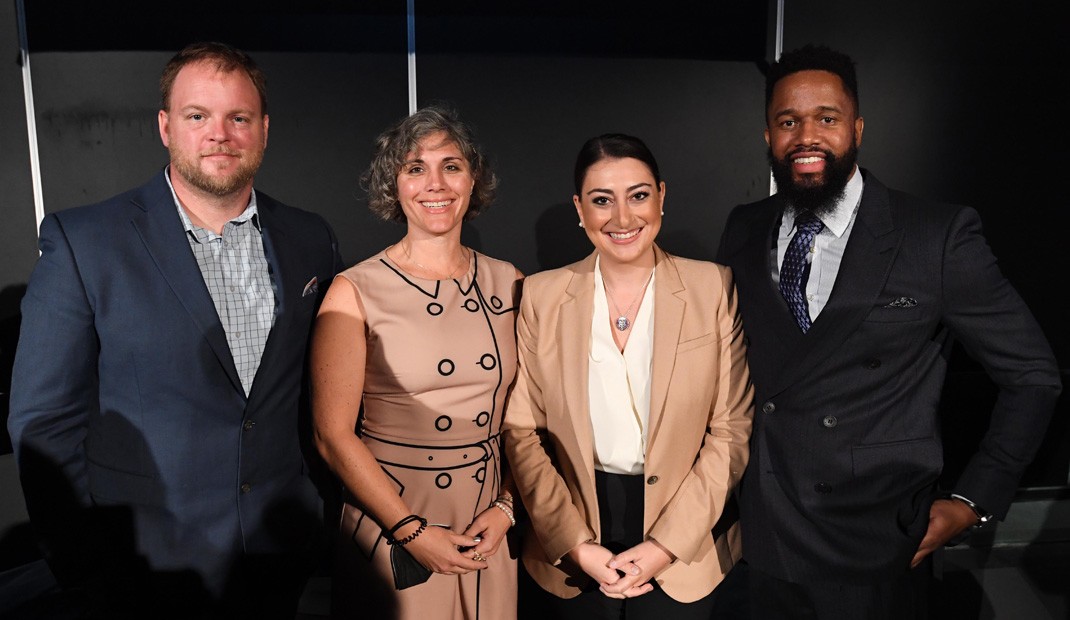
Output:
top-left (407, 0), bottom-right (417, 114)
top-left (15, 0), bottom-right (45, 236)
top-left (769, 0), bottom-right (785, 197)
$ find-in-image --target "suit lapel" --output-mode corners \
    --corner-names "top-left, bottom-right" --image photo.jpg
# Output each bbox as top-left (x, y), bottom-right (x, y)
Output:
top-left (739, 199), bottom-right (804, 340)
top-left (247, 195), bottom-right (292, 404)
top-left (733, 199), bottom-right (808, 386)
top-left (646, 247), bottom-right (683, 448)
top-left (130, 172), bottom-right (243, 395)
top-left (767, 172), bottom-right (903, 396)
top-left (559, 254), bottom-right (597, 490)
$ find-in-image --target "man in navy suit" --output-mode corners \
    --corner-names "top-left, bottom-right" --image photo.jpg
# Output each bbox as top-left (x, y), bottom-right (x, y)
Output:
top-left (716, 45), bottom-right (1060, 619)
top-left (8, 42), bottom-right (342, 617)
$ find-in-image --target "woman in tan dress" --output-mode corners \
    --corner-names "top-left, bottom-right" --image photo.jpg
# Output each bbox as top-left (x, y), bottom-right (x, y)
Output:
top-left (312, 106), bottom-right (521, 619)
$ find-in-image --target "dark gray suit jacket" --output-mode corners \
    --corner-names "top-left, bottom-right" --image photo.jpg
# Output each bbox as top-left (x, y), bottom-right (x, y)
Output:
top-left (716, 170), bottom-right (1060, 583)
top-left (9, 171), bottom-right (343, 598)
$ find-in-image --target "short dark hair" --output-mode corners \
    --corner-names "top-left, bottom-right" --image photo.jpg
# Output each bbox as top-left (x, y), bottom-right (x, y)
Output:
top-left (766, 44), bottom-right (859, 114)
top-left (573, 133), bottom-right (661, 195)
top-left (160, 42), bottom-right (268, 114)
top-left (362, 105), bottom-right (497, 222)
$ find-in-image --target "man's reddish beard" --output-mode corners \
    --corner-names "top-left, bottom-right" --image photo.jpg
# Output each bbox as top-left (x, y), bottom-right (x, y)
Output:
top-left (169, 144), bottom-right (264, 198)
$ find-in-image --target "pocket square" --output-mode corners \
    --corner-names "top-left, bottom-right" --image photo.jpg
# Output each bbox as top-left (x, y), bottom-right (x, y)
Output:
top-left (884, 297), bottom-right (918, 308)
top-left (302, 276), bottom-right (319, 298)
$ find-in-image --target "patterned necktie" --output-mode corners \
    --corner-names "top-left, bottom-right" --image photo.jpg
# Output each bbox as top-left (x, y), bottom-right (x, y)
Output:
top-left (779, 210), bottom-right (825, 332)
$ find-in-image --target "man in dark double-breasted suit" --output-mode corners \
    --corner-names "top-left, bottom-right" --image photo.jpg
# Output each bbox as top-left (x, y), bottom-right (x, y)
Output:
top-left (8, 43), bottom-right (342, 617)
top-left (716, 45), bottom-right (1060, 619)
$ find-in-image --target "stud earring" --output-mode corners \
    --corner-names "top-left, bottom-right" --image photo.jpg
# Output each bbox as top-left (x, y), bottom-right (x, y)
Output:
top-left (660, 210), bottom-right (665, 215)
top-left (578, 222), bottom-right (583, 228)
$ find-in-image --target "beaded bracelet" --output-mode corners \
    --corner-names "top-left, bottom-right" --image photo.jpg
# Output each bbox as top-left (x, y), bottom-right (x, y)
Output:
top-left (392, 520), bottom-right (426, 546)
top-left (388, 514), bottom-right (422, 537)
top-left (386, 514), bottom-right (428, 546)
top-left (492, 500), bottom-right (516, 527)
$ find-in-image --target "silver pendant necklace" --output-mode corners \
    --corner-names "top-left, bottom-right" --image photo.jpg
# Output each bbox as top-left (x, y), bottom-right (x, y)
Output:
top-left (604, 270), bottom-right (654, 331)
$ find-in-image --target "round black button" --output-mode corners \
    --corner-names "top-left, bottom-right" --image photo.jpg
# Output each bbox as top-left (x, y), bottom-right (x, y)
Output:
top-left (646, 476), bottom-right (659, 485)
top-left (822, 415), bottom-right (838, 428)
top-left (814, 483), bottom-right (832, 494)
top-left (243, 420), bottom-right (255, 431)
top-left (762, 402), bottom-right (776, 414)
top-left (240, 483), bottom-right (251, 494)
top-left (865, 359), bottom-right (881, 369)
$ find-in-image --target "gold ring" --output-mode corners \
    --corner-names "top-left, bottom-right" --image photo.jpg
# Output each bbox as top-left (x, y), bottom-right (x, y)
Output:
top-left (472, 552), bottom-right (486, 562)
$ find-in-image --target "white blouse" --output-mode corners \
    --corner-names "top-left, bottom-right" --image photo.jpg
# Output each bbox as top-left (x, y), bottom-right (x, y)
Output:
top-left (588, 257), bottom-right (656, 475)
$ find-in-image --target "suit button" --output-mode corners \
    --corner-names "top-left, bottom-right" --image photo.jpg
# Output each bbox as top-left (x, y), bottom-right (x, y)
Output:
top-left (647, 476), bottom-right (659, 485)
top-left (814, 483), bottom-right (832, 494)
top-left (822, 415), bottom-right (838, 428)
top-left (762, 402), bottom-right (776, 414)
top-left (865, 359), bottom-right (881, 369)
top-left (243, 420), bottom-right (255, 431)
top-left (240, 483), bottom-right (251, 494)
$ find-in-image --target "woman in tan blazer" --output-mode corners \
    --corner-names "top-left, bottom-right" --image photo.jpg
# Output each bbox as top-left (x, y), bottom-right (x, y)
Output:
top-left (503, 134), bottom-right (754, 618)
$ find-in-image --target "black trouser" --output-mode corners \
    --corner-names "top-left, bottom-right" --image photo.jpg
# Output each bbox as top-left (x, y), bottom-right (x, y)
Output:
top-left (747, 559), bottom-right (931, 620)
top-left (519, 471), bottom-right (735, 620)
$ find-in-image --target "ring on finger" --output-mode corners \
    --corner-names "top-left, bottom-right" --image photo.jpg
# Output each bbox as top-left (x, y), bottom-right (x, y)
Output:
top-left (472, 552), bottom-right (486, 562)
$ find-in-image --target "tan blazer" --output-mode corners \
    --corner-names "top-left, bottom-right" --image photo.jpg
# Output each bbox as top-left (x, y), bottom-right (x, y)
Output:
top-left (503, 247), bottom-right (754, 603)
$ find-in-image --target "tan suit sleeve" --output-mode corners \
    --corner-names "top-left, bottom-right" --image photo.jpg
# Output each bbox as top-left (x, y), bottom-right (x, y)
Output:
top-left (503, 283), bottom-right (595, 565)
top-left (647, 265), bottom-right (753, 563)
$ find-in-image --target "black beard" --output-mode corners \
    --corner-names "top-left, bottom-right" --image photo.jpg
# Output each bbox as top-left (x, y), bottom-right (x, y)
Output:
top-left (768, 144), bottom-right (857, 217)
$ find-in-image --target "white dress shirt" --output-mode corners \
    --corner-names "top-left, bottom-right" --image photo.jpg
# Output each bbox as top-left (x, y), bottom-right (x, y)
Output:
top-left (588, 257), bottom-right (656, 475)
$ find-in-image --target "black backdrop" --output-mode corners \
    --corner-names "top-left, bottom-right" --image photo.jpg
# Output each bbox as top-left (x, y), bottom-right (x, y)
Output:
top-left (0, 0), bottom-right (1065, 497)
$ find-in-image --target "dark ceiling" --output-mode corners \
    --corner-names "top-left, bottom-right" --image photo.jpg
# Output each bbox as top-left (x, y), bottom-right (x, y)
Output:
top-left (24, 0), bottom-right (768, 61)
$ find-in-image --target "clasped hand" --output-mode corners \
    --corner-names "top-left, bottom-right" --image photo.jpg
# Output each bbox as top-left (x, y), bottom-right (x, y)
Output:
top-left (404, 505), bottom-right (513, 575)
top-left (568, 540), bottom-right (675, 599)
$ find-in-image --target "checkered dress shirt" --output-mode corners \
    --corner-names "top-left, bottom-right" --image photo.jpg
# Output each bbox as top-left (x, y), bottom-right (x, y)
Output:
top-left (168, 174), bottom-right (276, 396)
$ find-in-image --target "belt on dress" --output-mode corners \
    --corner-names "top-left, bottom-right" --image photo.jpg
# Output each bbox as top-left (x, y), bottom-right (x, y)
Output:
top-left (361, 431), bottom-right (499, 471)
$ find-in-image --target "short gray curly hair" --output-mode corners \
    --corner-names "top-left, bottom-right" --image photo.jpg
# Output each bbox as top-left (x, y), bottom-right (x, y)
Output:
top-left (362, 106), bottom-right (497, 222)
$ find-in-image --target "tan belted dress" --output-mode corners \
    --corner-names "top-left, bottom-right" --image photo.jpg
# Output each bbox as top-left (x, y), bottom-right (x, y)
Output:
top-left (333, 249), bottom-right (520, 619)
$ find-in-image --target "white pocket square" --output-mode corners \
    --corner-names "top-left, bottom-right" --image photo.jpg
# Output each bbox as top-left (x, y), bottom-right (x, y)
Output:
top-left (302, 276), bottom-right (319, 298)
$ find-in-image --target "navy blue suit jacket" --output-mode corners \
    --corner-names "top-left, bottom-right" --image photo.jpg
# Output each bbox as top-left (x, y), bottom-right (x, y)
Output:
top-left (9, 171), bottom-right (343, 595)
top-left (716, 170), bottom-right (1060, 583)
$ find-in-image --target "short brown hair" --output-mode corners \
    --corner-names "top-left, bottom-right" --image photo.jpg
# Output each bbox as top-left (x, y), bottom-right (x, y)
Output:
top-left (362, 106), bottom-right (497, 223)
top-left (160, 42), bottom-right (268, 114)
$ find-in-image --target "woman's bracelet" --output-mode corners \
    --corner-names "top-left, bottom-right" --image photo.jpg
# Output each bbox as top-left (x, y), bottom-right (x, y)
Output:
top-left (386, 514), bottom-right (428, 546)
top-left (492, 500), bottom-right (516, 527)
top-left (388, 514), bottom-right (422, 536)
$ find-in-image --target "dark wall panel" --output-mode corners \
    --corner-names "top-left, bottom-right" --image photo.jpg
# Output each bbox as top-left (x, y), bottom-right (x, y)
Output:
top-left (416, 53), bottom-right (769, 275)
top-left (29, 51), bottom-right (409, 267)
top-left (0, 4), bottom-right (42, 458)
top-left (0, 0), bottom-right (38, 537)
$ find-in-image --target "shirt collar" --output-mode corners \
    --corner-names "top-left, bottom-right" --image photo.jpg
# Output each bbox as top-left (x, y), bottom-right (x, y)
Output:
top-left (165, 166), bottom-right (261, 238)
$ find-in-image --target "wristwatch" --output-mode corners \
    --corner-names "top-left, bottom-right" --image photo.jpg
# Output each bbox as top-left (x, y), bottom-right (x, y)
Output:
top-left (945, 493), bottom-right (994, 546)
top-left (949, 493), bottom-right (994, 527)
